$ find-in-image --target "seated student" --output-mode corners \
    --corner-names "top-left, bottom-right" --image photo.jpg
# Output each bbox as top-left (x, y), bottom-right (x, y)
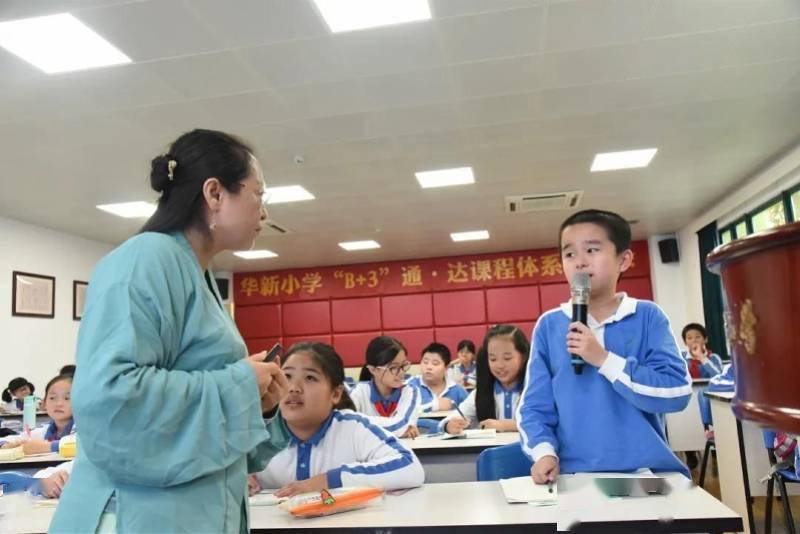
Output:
top-left (2, 377), bottom-right (36, 412)
top-left (406, 343), bottom-right (469, 433)
top-left (681, 323), bottom-right (724, 379)
top-left (1, 374), bottom-right (75, 454)
top-left (251, 342), bottom-right (424, 497)
top-left (447, 339), bottom-right (477, 388)
top-left (518, 209), bottom-right (692, 485)
top-left (697, 362), bottom-right (735, 440)
top-left (441, 325), bottom-right (529, 434)
top-left (350, 336), bottom-right (421, 438)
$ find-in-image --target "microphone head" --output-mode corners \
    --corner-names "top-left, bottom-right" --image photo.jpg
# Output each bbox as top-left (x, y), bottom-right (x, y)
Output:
top-left (570, 272), bottom-right (591, 304)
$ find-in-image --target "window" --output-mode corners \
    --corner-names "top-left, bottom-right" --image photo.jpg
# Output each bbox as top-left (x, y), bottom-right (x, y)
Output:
top-left (751, 200), bottom-right (786, 233)
top-left (718, 183), bottom-right (799, 244)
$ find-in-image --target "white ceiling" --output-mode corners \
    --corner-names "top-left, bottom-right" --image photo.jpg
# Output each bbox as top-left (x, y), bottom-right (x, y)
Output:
top-left (2, 0), bottom-right (800, 272)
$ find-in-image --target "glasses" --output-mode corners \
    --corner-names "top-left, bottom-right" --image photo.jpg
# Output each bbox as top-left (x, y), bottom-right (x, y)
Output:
top-left (376, 362), bottom-right (411, 376)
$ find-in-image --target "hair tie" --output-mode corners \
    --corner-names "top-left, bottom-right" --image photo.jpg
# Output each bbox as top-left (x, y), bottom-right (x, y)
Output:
top-left (167, 159), bottom-right (177, 181)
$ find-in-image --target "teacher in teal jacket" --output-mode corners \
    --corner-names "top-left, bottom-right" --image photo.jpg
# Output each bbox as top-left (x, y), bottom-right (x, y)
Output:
top-left (51, 129), bottom-right (289, 533)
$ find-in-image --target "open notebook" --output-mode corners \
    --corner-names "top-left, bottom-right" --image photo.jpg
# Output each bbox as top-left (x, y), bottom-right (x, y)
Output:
top-left (441, 428), bottom-right (497, 440)
top-left (499, 476), bottom-right (558, 506)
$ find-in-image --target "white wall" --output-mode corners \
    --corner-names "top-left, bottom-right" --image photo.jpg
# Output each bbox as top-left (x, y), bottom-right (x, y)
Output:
top-left (0, 216), bottom-right (113, 395)
top-left (651, 143), bottom-right (800, 336)
top-left (647, 234), bottom-right (689, 346)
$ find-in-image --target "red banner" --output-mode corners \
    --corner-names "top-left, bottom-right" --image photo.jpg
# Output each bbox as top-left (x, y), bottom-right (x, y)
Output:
top-left (234, 241), bottom-right (649, 305)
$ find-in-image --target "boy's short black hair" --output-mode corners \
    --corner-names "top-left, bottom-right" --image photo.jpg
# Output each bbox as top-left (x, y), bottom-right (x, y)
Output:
top-left (681, 323), bottom-right (708, 341)
top-left (559, 209), bottom-right (632, 254)
top-left (421, 342), bottom-right (452, 365)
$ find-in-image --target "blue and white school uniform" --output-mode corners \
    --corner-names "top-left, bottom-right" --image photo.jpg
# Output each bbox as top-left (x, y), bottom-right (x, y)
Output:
top-left (350, 381), bottom-right (420, 437)
top-left (682, 351), bottom-right (724, 378)
top-left (439, 381), bottom-right (523, 432)
top-left (517, 295), bottom-right (692, 476)
top-left (256, 410), bottom-right (424, 490)
top-left (33, 419), bottom-right (76, 453)
top-left (406, 376), bottom-right (469, 413)
top-left (697, 362), bottom-right (735, 426)
top-left (447, 362), bottom-right (477, 388)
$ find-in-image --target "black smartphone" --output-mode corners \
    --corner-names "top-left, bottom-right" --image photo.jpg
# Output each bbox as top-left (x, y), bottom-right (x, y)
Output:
top-left (594, 477), bottom-right (670, 498)
top-left (264, 342), bottom-right (282, 363)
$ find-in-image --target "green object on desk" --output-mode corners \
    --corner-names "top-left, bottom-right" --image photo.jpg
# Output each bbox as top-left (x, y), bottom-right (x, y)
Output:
top-left (594, 477), bottom-right (670, 498)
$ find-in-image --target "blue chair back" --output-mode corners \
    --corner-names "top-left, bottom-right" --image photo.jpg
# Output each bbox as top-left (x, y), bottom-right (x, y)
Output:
top-left (476, 442), bottom-right (532, 481)
top-left (0, 471), bottom-right (37, 494)
top-left (763, 430), bottom-right (777, 450)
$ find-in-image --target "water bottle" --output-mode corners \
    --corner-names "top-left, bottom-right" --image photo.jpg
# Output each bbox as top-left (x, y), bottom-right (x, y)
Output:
top-left (22, 395), bottom-right (36, 436)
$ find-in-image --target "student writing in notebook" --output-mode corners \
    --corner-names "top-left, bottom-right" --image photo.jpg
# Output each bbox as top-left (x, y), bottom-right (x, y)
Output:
top-left (251, 342), bottom-right (424, 497)
top-left (441, 325), bottom-right (529, 434)
top-left (517, 209), bottom-right (691, 486)
top-left (350, 336), bottom-right (421, 438)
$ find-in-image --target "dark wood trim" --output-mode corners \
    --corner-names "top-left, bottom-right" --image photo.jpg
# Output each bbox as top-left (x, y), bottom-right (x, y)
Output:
top-left (11, 271), bottom-right (55, 318)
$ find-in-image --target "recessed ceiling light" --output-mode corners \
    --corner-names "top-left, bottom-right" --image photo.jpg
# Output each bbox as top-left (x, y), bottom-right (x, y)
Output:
top-left (0, 13), bottom-right (131, 74)
top-left (590, 148), bottom-right (658, 172)
top-left (233, 250), bottom-right (278, 259)
top-left (313, 0), bottom-right (431, 33)
top-left (451, 230), bottom-right (490, 242)
top-left (339, 240), bottom-right (381, 251)
top-left (264, 185), bottom-right (315, 204)
top-left (415, 167), bottom-right (475, 189)
top-left (96, 201), bottom-right (156, 218)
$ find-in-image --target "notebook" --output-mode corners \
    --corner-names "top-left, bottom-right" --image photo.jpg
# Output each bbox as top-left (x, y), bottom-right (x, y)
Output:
top-left (441, 428), bottom-right (497, 440)
top-left (499, 476), bottom-right (557, 506)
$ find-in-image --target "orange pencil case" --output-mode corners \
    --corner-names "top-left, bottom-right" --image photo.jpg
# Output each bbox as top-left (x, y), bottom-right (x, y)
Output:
top-left (281, 487), bottom-right (385, 518)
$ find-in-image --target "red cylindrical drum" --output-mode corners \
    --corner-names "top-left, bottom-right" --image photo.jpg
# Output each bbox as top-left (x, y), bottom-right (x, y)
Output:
top-left (706, 221), bottom-right (800, 433)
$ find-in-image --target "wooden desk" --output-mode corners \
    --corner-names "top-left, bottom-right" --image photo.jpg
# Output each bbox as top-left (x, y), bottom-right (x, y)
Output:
top-left (665, 379), bottom-right (709, 452)
top-left (0, 453), bottom-right (69, 470)
top-left (400, 431), bottom-right (520, 483)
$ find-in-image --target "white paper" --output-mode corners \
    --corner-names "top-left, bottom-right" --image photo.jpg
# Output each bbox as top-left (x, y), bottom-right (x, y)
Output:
top-left (499, 476), bottom-right (557, 505)
top-left (248, 492), bottom-right (286, 507)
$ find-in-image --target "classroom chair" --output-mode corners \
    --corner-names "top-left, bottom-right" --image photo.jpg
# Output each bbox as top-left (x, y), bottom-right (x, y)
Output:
top-left (763, 430), bottom-right (799, 534)
top-left (476, 442), bottom-right (532, 481)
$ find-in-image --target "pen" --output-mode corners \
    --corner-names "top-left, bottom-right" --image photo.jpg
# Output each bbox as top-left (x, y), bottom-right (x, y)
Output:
top-left (547, 481), bottom-right (553, 494)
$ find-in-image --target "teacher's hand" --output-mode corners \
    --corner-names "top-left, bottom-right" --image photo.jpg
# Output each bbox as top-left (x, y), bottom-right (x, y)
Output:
top-left (260, 366), bottom-right (289, 414)
top-left (246, 353), bottom-right (286, 398)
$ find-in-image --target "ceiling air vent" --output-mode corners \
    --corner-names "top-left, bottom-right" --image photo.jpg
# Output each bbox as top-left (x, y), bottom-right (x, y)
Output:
top-left (505, 190), bottom-right (583, 213)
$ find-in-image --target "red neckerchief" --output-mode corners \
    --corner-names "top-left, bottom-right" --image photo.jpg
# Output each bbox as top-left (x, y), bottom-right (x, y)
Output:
top-left (374, 400), bottom-right (398, 417)
top-left (688, 359), bottom-right (701, 378)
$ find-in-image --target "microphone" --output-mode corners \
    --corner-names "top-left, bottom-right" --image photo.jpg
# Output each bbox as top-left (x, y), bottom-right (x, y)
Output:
top-left (570, 272), bottom-right (591, 374)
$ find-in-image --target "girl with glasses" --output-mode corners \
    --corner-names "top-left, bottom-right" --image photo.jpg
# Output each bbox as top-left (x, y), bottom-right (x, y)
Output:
top-left (350, 336), bottom-right (421, 438)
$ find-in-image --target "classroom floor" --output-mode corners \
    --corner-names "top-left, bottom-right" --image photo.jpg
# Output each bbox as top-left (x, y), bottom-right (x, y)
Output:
top-left (687, 451), bottom-right (800, 534)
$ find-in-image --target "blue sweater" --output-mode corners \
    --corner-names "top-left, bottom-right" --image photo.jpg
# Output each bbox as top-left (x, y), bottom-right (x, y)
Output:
top-left (517, 297), bottom-right (691, 476)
